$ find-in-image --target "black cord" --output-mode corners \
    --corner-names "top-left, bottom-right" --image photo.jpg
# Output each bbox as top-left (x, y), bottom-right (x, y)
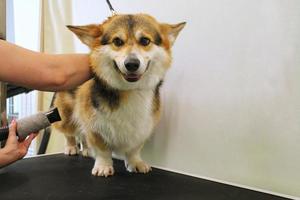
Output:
top-left (106, 0), bottom-right (115, 13)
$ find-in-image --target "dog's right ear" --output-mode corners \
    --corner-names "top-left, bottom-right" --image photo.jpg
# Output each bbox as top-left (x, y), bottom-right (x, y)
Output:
top-left (67, 24), bottom-right (102, 47)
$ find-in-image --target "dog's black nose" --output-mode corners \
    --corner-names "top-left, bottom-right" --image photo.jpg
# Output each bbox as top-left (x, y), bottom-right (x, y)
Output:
top-left (124, 58), bottom-right (140, 72)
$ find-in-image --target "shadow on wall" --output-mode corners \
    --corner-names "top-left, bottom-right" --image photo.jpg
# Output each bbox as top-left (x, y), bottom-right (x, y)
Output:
top-left (144, 72), bottom-right (186, 166)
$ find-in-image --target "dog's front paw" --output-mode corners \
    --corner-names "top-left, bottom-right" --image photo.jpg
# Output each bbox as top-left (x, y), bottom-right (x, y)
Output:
top-left (92, 165), bottom-right (114, 177)
top-left (64, 146), bottom-right (79, 155)
top-left (126, 160), bottom-right (152, 174)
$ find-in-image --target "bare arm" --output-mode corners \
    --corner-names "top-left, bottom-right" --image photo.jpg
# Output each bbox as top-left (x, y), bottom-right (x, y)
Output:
top-left (0, 40), bottom-right (92, 91)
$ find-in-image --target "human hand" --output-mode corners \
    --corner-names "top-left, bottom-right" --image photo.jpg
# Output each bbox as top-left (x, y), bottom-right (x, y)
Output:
top-left (0, 120), bottom-right (37, 167)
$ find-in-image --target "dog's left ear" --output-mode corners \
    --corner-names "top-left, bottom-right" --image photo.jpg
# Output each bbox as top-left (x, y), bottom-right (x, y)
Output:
top-left (161, 22), bottom-right (186, 47)
top-left (67, 24), bottom-right (102, 48)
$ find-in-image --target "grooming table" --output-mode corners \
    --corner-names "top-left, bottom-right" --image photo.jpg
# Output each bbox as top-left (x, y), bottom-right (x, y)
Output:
top-left (0, 154), bottom-right (291, 200)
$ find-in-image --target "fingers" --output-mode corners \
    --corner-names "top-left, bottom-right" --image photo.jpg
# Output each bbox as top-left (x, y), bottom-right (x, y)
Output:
top-left (7, 120), bottom-right (18, 142)
top-left (22, 133), bottom-right (37, 149)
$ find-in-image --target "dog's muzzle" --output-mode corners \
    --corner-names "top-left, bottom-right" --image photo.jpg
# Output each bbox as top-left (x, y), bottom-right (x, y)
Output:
top-left (113, 60), bottom-right (140, 82)
top-left (123, 57), bottom-right (141, 82)
top-left (113, 57), bottom-right (151, 83)
top-left (124, 57), bottom-right (140, 72)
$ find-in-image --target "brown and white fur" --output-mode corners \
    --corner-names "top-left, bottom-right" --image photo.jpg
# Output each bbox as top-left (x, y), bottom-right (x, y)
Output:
top-left (53, 14), bottom-right (185, 177)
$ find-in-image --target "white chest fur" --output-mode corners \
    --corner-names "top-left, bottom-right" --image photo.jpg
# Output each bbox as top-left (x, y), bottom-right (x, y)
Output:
top-left (83, 89), bottom-right (155, 153)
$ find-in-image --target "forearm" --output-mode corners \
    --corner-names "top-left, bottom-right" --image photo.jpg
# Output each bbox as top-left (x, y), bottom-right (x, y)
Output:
top-left (46, 54), bottom-right (92, 91)
top-left (0, 40), bottom-right (52, 90)
top-left (0, 148), bottom-right (17, 168)
top-left (0, 40), bottom-right (92, 91)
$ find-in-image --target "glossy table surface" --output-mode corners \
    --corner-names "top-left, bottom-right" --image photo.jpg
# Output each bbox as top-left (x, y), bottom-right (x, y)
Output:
top-left (0, 154), bottom-right (292, 200)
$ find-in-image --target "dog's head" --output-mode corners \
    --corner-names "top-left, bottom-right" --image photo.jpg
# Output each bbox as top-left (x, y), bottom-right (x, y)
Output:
top-left (68, 14), bottom-right (185, 90)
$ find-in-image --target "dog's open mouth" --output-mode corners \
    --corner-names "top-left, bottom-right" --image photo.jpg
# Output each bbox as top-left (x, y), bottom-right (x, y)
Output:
top-left (123, 73), bottom-right (141, 82)
top-left (113, 60), bottom-right (142, 83)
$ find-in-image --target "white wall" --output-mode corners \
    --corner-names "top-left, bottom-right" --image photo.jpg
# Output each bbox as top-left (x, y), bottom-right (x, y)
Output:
top-left (46, 0), bottom-right (300, 197)
top-left (12, 0), bottom-right (40, 51)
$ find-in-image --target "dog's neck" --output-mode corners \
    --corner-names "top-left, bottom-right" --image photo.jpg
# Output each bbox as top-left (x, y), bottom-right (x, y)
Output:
top-left (91, 76), bottom-right (120, 110)
top-left (91, 76), bottom-right (163, 112)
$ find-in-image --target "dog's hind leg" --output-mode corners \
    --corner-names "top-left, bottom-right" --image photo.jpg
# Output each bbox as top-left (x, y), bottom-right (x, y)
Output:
top-left (53, 91), bottom-right (79, 155)
top-left (80, 135), bottom-right (90, 157)
top-left (86, 131), bottom-right (114, 177)
top-left (64, 135), bottom-right (79, 155)
top-left (53, 120), bottom-right (79, 156)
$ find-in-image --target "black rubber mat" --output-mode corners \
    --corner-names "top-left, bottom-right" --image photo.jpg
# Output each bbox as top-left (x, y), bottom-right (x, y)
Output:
top-left (0, 154), bottom-right (291, 200)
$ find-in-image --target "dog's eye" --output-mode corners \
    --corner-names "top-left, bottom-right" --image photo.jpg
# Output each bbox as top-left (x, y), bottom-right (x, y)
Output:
top-left (112, 37), bottom-right (124, 47)
top-left (139, 37), bottom-right (151, 46)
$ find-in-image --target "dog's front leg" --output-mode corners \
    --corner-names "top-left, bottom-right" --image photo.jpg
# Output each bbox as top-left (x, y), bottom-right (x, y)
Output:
top-left (125, 144), bottom-right (152, 174)
top-left (92, 150), bottom-right (114, 177)
top-left (86, 132), bottom-right (114, 177)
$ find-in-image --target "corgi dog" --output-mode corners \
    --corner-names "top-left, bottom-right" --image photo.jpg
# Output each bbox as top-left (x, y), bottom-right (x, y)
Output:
top-left (53, 14), bottom-right (185, 177)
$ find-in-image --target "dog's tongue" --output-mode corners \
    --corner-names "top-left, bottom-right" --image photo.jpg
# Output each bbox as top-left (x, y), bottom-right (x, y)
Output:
top-left (125, 74), bottom-right (140, 82)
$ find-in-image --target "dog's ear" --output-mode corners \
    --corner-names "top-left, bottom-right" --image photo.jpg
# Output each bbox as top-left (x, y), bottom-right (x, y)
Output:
top-left (67, 24), bottom-right (102, 47)
top-left (161, 22), bottom-right (186, 47)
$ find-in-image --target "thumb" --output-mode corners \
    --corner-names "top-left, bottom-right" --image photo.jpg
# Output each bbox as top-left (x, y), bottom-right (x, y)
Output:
top-left (7, 120), bottom-right (18, 141)
top-left (22, 133), bottom-right (37, 149)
